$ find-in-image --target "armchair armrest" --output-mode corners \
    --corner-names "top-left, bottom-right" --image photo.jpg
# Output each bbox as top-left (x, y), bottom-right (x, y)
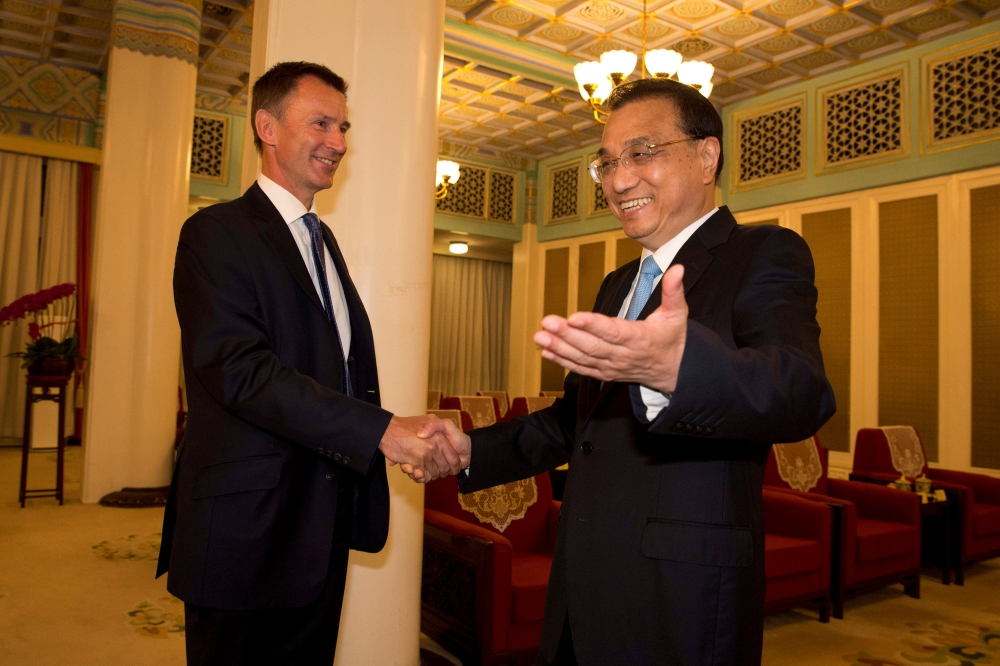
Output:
top-left (547, 500), bottom-right (562, 552)
top-left (423, 509), bottom-right (512, 656)
top-left (930, 469), bottom-right (1000, 505)
top-left (828, 478), bottom-right (920, 526)
top-left (763, 489), bottom-right (832, 542)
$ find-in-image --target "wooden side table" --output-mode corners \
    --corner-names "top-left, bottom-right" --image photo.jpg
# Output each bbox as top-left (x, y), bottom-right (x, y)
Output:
top-left (19, 374), bottom-right (72, 508)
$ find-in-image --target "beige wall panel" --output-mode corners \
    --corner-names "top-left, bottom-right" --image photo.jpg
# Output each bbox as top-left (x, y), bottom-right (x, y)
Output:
top-left (542, 246), bottom-right (569, 391)
top-left (577, 241), bottom-right (606, 313)
top-left (971, 184), bottom-right (1000, 469)
top-left (615, 237), bottom-right (642, 268)
top-left (879, 195), bottom-right (939, 461)
top-left (802, 209), bottom-right (852, 452)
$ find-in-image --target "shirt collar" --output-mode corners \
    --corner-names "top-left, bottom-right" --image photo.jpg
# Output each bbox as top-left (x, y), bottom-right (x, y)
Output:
top-left (640, 207), bottom-right (719, 273)
top-left (258, 173), bottom-right (318, 226)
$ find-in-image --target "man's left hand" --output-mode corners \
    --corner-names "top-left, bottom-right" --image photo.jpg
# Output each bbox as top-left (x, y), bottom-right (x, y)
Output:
top-left (533, 264), bottom-right (688, 394)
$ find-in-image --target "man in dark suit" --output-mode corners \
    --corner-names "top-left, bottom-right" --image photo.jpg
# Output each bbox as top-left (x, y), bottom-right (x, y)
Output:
top-left (424, 78), bottom-right (835, 665)
top-left (158, 61), bottom-right (469, 666)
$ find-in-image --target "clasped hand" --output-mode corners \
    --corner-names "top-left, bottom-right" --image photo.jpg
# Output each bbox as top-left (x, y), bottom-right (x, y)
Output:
top-left (378, 414), bottom-right (470, 483)
top-left (533, 264), bottom-right (688, 392)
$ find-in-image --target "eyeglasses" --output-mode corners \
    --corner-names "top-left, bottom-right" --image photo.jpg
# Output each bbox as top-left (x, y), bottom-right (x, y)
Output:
top-left (588, 137), bottom-right (703, 184)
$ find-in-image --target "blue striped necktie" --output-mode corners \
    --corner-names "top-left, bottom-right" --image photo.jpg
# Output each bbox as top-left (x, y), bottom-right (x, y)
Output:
top-left (625, 255), bottom-right (663, 321)
top-left (301, 212), bottom-right (352, 397)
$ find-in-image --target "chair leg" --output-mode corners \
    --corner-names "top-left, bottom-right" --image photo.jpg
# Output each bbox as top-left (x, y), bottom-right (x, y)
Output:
top-left (904, 576), bottom-right (920, 600)
top-left (819, 597), bottom-right (831, 623)
top-left (956, 563), bottom-right (965, 586)
top-left (833, 597), bottom-right (844, 620)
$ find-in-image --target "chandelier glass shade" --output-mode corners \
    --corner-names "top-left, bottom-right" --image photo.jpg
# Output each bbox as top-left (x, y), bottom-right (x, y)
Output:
top-left (435, 159), bottom-right (461, 200)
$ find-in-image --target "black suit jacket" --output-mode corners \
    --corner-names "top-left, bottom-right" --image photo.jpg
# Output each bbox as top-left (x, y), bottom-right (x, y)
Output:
top-left (462, 207), bottom-right (835, 666)
top-left (156, 183), bottom-right (393, 610)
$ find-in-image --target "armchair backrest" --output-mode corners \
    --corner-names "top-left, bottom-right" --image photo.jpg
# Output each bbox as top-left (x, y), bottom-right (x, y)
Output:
top-left (427, 409), bottom-right (473, 432)
top-left (854, 427), bottom-right (930, 479)
top-left (477, 391), bottom-right (509, 419)
top-left (427, 390), bottom-right (442, 410)
top-left (441, 396), bottom-right (498, 428)
top-left (425, 473), bottom-right (554, 553)
top-left (764, 436), bottom-right (829, 495)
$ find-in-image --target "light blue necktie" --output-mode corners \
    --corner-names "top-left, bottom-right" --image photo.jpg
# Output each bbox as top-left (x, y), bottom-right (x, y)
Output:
top-left (625, 255), bottom-right (663, 321)
top-left (301, 212), bottom-right (353, 397)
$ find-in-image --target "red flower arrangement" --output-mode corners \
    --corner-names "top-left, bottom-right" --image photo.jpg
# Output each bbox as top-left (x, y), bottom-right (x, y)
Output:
top-left (1, 283), bottom-right (82, 372)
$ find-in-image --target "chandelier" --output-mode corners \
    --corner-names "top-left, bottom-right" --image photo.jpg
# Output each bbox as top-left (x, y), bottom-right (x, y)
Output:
top-left (435, 160), bottom-right (461, 200)
top-left (573, 0), bottom-right (714, 124)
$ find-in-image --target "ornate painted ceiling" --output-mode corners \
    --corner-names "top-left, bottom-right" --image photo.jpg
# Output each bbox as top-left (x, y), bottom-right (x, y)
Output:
top-left (439, 0), bottom-right (999, 160)
top-left (0, 0), bottom-right (996, 163)
top-left (0, 0), bottom-right (252, 106)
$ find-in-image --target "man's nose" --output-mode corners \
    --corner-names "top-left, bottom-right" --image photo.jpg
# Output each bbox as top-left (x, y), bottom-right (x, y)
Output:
top-left (327, 130), bottom-right (347, 154)
top-left (611, 160), bottom-right (638, 193)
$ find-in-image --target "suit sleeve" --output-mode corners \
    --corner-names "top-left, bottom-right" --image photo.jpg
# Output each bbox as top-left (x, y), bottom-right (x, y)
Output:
top-left (647, 227), bottom-right (835, 443)
top-left (173, 211), bottom-right (392, 475)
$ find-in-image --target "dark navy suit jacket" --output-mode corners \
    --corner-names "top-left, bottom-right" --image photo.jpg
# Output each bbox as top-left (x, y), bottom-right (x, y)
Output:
top-left (461, 206), bottom-right (836, 666)
top-left (157, 183), bottom-right (393, 609)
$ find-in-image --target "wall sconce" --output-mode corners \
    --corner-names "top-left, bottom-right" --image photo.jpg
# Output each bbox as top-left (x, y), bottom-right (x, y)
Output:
top-left (436, 160), bottom-right (461, 200)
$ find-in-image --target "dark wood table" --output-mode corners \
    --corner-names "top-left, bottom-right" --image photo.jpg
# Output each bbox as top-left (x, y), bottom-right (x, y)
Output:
top-left (19, 374), bottom-right (71, 507)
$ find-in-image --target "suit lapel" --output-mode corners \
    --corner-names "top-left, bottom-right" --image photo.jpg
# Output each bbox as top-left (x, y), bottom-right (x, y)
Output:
top-left (585, 207), bottom-right (737, 417)
top-left (250, 184), bottom-right (328, 318)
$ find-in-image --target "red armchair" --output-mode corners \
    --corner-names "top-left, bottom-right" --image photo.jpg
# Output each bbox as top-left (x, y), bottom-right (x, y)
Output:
top-left (422, 473), bottom-right (559, 666)
top-left (506, 396), bottom-right (557, 420)
top-left (477, 391), bottom-right (510, 420)
top-left (854, 426), bottom-right (1000, 584)
top-left (763, 488), bottom-right (833, 622)
top-left (765, 437), bottom-right (921, 618)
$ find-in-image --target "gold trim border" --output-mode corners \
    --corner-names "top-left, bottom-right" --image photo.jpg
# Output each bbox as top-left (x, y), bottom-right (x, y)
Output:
top-left (920, 33), bottom-right (1000, 156)
top-left (0, 134), bottom-right (101, 164)
top-left (190, 111), bottom-right (229, 184)
top-left (729, 92), bottom-right (808, 195)
top-left (816, 63), bottom-right (910, 175)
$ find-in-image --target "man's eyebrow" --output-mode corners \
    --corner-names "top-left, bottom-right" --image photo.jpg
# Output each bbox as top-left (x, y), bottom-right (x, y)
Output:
top-left (340, 120), bottom-right (351, 131)
top-left (624, 136), bottom-right (654, 147)
top-left (596, 147), bottom-right (611, 157)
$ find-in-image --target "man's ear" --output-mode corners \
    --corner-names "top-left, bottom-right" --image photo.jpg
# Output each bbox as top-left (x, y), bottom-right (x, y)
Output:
top-left (700, 137), bottom-right (720, 184)
top-left (255, 109), bottom-right (277, 149)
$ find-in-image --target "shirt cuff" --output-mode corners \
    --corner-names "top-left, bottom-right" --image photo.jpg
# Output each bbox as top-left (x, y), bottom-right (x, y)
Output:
top-left (639, 385), bottom-right (671, 421)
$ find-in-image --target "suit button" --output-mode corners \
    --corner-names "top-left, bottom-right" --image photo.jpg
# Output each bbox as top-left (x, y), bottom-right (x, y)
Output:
top-left (695, 425), bottom-right (705, 435)
top-left (705, 427), bottom-right (715, 435)
top-left (334, 453), bottom-right (342, 461)
top-left (684, 423), bottom-right (695, 433)
top-left (325, 472), bottom-right (335, 481)
top-left (581, 442), bottom-right (593, 454)
top-left (342, 456), bottom-right (351, 466)
top-left (318, 447), bottom-right (326, 455)
top-left (672, 422), bottom-right (683, 432)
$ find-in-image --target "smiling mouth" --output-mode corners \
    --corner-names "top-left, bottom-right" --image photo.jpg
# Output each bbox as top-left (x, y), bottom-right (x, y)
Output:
top-left (315, 156), bottom-right (337, 167)
top-left (620, 197), bottom-right (652, 213)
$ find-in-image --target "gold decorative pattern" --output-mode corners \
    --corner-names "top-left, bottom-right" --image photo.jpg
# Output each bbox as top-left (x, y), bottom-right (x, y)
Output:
top-left (733, 98), bottom-right (804, 188)
top-left (190, 113), bottom-right (228, 182)
top-left (458, 478), bottom-right (538, 532)
top-left (822, 71), bottom-right (905, 168)
top-left (773, 439), bottom-right (823, 491)
top-left (549, 163), bottom-right (579, 222)
top-left (478, 390), bottom-right (509, 417)
top-left (768, 0), bottom-right (817, 16)
top-left (927, 43), bottom-right (1000, 147)
top-left (881, 425), bottom-right (926, 477)
top-left (489, 170), bottom-right (516, 222)
top-left (428, 409), bottom-right (463, 430)
top-left (458, 396), bottom-right (498, 428)
top-left (526, 396), bottom-right (557, 412)
top-left (437, 164), bottom-right (487, 218)
top-left (128, 596), bottom-right (185, 638)
top-left (592, 180), bottom-right (610, 213)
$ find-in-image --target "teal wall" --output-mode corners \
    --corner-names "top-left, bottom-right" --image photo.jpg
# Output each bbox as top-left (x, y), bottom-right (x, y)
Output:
top-left (721, 21), bottom-right (1000, 213)
top-left (189, 111), bottom-right (246, 202)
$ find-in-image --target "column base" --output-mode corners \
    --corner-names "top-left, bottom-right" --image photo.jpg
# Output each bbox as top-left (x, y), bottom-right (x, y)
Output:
top-left (98, 486), bottom-right (170, 507)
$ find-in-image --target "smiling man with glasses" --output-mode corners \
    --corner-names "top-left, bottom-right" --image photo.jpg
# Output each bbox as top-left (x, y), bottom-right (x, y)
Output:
top-left (425, 77), bottom-right (836, 665)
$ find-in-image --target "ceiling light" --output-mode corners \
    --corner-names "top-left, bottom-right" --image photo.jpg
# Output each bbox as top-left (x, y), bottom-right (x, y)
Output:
top-left (449, 241), bottom-right (469, 255)
top-left (435, 160), bottom-right (461, 199)
top-left (644, 49), bottom-right (682, 79)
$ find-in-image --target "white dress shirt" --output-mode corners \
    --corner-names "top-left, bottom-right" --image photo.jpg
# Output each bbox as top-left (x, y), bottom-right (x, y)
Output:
top-left (617, 207), bottom-right (718, 421)
top-left (258, 174), bottom-right (352, 359)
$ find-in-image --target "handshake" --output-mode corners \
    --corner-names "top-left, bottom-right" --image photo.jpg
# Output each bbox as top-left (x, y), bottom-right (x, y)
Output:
top-left (377, 415), bottom-right (471, 483)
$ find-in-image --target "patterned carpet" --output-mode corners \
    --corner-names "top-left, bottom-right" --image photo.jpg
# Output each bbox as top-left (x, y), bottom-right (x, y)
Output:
top-left (0, 445), bottom-right (997, 665)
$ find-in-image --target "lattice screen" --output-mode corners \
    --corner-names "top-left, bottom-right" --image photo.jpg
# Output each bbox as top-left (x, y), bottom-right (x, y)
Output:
top-left (735, 103), bottom-right (802, 186)
top-left (191, 114), bottom-right (228, 182)
top-left (929, 45), bottom-right (1000, 145)
top-left (592, 181), bottom-right (609, 213)
top-left (823, 73), bottom-right (904, 167)
top-left (488, 170), bottom-right (515, 223)
top-left (436, 165), bottom-right (487, 218)
top-left (549, 164), bottom-right (579, 222)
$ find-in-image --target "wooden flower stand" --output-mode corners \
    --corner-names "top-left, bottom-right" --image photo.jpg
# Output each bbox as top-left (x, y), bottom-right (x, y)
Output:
top-left (19, 373), bottom-right (71, 507)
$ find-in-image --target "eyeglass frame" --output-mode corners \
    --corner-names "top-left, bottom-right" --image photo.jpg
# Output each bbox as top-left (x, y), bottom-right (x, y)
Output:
top-left (588, 137), bottom-right (705, 184)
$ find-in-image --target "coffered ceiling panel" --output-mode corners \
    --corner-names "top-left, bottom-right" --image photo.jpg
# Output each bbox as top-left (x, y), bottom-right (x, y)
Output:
top-left (0, 0), bottom-right (252, 108)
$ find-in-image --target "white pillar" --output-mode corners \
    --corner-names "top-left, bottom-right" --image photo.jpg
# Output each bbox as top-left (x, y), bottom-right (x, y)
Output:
top-left (248, 1), bottom-right (444, 663)
top-left (81, 0), bottom-right (201, 503)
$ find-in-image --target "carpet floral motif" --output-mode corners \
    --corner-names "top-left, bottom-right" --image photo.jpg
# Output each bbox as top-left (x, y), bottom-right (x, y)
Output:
top-left (846, 620), bottom-right (1000, 664)
top-left (127, 595), bottom-right (185, 638)
top-left (92, 532), bottom-right (161, 561)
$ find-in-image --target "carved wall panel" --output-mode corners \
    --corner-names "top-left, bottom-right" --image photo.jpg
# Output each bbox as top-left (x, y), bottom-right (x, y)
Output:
top-left (822, 71), bottom-right (905, 169)
top-left (190, 113), bottom-right (228, 183)
top-left (927, 43), bottom-right (1000, 149)
top-left (549, 164), bottom-right (580, 222)
top-left (732, 99), bottom-right (804, 190)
